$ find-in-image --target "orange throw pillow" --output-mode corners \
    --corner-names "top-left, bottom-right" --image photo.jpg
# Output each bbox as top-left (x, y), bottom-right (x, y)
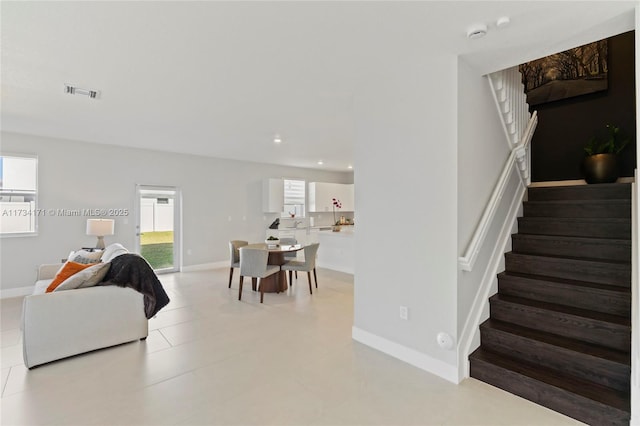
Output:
top-left (46, 261), bottom-right (95, 293)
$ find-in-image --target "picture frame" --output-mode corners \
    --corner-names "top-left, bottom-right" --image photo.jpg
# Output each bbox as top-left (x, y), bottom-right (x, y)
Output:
top-left (519, 39), bottom-right (608, 106)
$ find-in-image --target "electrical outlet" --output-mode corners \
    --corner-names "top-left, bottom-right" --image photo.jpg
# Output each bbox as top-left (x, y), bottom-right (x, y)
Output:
top-left (399, 306), bottom-right (409, 320)
top-left (187, 249), bottom-right (192, 256)
top-left (437, 332), bottom-right (454, 350)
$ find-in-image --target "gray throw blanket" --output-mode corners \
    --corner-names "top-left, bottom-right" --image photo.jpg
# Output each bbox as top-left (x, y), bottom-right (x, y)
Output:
top-left (100, 253), bottom-right (170, 319)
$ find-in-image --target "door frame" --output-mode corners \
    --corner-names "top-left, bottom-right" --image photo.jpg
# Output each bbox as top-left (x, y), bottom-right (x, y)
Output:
top-left (134, 184), bottom-right (182, 274)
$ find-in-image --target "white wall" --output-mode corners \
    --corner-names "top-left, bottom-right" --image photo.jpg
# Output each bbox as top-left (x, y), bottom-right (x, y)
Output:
top-left (456, 57), bottom-right (512, 335)
top-left (0, 131), bottom-right (352, 293)
top-left (352, 52), bottom-right (460, 381)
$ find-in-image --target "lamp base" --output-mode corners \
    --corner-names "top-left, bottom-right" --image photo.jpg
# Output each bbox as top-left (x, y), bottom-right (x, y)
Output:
top-left (95, 236), bottom-right (106, 249)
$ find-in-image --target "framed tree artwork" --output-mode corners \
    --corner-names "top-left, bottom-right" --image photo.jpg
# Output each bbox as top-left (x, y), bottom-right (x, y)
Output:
top-left (519, 38), bottom-right (608, 106)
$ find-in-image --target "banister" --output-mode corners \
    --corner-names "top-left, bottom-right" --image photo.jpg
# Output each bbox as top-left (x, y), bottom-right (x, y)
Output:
top-left (458, 66), bottom-right (537, 381)
top-left (458, 111), bottom-right (537, 272)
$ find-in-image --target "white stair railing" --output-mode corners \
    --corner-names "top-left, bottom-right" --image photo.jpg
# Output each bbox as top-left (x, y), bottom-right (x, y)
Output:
top-left (489, 67), bottom-right (530, 148)
top-left (460, 65), bottom-right (534, 269)
top-left (457, 66), bottom-right (536, 379)
top-left (457, 111), bottom-right (537, 272)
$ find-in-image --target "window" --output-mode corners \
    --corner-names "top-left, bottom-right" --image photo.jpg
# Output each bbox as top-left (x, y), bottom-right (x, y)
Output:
top-left (282, 179), bottom-right (305, 218)
top-left (0, 155), bottom-right (38, 235)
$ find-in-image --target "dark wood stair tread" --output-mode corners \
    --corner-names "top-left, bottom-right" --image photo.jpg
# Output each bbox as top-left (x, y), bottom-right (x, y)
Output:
top-left (527, 183), bottom-right (631, 201)
top-left (506, 251), bottom-right (631, 266)
top-left (519, 216), bottom-right (631, 221)
top-left (491, 294), bottom-right (631, 327)
top-left (481, 318), bottom-right (630, 364)
top-left (512, 233), bottom-right (631, 245)
top-left (517, 217), bottom-right (631, 240)
top-left (525, 199), bottom-right (631, 206)
top-left (470, 347), bottom-right (630, 412)
top-left (523, 199), bottom-right (631, 219)
top-left (519, 217), bottom-right (631, 224)
top-left (498, 271), bottom-right (630, 294)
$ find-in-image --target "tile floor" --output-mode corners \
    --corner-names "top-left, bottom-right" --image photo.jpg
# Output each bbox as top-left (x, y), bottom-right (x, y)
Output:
top-left (1, 267), bottom-right (583, 425)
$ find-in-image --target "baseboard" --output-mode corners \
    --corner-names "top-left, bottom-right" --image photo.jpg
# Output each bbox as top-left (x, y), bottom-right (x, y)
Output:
top-left (181, 261), bottom-right (228, 272)
top-left (352, 326), bottom-right (459, 384)
top-left (316, 262), bottom-right (353, 275)
top-left (0, 285), bottom-right (33, 299)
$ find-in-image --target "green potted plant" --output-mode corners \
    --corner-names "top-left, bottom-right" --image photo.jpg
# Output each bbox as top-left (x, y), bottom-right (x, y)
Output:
top-left (265, 235), bottom-right (280, 246)
top-left (583, 124), bottom-right (629, 184)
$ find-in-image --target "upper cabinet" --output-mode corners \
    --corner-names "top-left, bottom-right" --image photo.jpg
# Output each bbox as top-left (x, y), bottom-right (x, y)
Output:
top-left (1, 156), bottom-right (37, 191)
top-left (262, 178), bottom-right (283, 212)
top-left (309, 182), bottom-right (354, 212)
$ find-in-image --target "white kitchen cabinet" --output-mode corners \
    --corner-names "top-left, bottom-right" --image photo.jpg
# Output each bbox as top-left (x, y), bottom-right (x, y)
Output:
top-left (308, 182), bottom-right (354, 212)
top-left (308, 182), bottom-right (331, 212)
top-left (316, 230), bottom-right (354, 274)
top-left (262, 178), bottom-right (283, 213)
top-left (2, 156), bottom-right (37, 191)
top-left (340, 184), bottom-right (355, 212)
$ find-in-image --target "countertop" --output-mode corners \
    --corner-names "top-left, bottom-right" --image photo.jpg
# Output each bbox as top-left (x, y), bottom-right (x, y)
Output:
top-left (318, 228), bottom-right (355, 236)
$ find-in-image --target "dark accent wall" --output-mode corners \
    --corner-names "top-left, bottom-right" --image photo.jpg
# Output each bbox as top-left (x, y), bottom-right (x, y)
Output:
top-left (531, 31), bottom-right (636, 182)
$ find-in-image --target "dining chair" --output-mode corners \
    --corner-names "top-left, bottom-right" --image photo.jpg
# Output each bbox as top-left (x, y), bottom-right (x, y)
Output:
top-left (279, 237), bottom-right (298, 279)
top-left (281, 243), bottom-right (320, 295)
top-left (238, 247), bottom-right (280, 303)
top-left (228, 240), bottom-right (248, 288)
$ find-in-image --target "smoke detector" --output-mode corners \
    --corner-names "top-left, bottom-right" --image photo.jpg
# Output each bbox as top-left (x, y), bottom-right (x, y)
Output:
top-left (466, 23), bottom-right (488, 40)
top-left (496, 16), bottom-right (511, 29)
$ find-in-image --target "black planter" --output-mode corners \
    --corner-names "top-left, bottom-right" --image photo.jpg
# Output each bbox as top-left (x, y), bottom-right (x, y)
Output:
top-left (583, 153), bottom-right (619, 184)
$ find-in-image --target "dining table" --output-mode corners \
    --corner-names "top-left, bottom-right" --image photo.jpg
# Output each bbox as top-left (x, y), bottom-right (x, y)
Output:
top-left (245, 243), bottom-right (303, 293)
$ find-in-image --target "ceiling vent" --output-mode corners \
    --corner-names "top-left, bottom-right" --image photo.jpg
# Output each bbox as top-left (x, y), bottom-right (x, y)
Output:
top-left (64, 84), bottom-right (100, 99)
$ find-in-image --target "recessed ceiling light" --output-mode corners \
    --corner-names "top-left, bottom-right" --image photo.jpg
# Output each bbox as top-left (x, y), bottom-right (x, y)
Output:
top-left (347, 165), bottom-right (353, 169)
top-left (317, 160), bottom-right (324, 165)
top-left (273, 134), bottom-right (282, 144)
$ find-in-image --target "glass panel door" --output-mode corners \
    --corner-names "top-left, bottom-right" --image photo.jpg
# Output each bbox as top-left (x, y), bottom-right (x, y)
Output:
top-left (135, 185), bottom-right (181, 273)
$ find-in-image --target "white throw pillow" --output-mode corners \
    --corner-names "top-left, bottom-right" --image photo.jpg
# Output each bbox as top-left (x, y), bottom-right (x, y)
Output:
top-left (67, 249), bottom-right (103, 264)
top-left (101, 243), bottom-right (129, 263)
top-left (53, 262), bottom-right (111, 291)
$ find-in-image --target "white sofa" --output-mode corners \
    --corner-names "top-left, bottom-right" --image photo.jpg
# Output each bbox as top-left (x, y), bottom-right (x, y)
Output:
top-left (22, 263), bottom-right (148, 368)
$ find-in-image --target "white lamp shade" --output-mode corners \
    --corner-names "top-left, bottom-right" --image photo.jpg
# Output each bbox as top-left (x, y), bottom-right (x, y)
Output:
top-left (86, 219), bottom-right (115, 236)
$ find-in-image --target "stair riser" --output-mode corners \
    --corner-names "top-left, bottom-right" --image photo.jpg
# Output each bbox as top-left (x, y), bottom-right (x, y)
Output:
top-left (480, 325), bottom-right (630, 391)
top-left (490, 299), bottom-right (630, 352)
top-left (512, 236), bottom-right (630, 262)
top-left (505, 254), bottom-right (630, 287)
top-left (498, 275), bottom-right (630, 317)
top-left (523, 202), bottom-right (630, 218)
top-left (517, 218), bottom-right (630, 239)
top-left (470, 357), bottom-right (630, 426)
top-left (528, 184), bottom-right (631, 201)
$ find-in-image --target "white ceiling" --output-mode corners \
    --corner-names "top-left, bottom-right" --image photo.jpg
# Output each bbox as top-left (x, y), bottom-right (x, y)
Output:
top-left (1, 1), bottom-right (636, 171)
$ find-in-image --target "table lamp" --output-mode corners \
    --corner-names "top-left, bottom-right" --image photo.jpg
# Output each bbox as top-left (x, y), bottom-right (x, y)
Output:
top-left (86, 219), bottom-right (115, 249)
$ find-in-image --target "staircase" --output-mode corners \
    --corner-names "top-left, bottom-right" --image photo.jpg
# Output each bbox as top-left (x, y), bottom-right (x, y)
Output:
top-left (469, 183), bottom-right (632, 425)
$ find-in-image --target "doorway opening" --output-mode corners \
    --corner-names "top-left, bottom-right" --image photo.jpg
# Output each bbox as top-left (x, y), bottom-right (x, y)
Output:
top-left (135, 185), bottom-right (181, 273)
